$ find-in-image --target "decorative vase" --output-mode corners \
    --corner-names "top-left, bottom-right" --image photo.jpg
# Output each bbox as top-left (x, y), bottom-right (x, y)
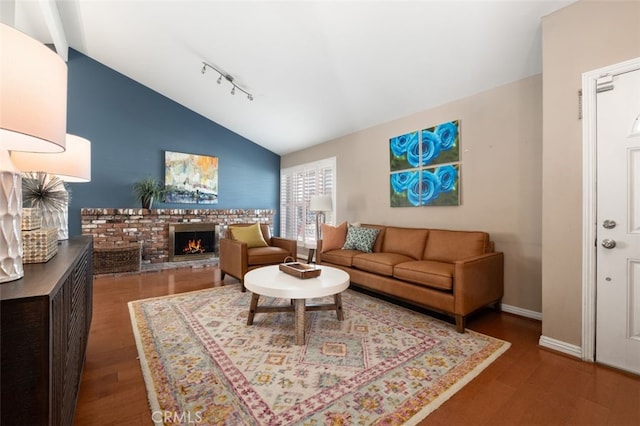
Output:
top-left (0, 159), bottom-right (24, 283)
top-left (42, 204), bottom-right (68, 240)
top-left (41, 180), bottom-right (68, 240)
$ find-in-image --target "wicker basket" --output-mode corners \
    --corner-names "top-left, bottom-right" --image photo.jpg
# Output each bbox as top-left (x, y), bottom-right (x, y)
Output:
top-left (93, 243), bottom-right (141, 274)
top-left (22, 227), bottom-right (58, 263)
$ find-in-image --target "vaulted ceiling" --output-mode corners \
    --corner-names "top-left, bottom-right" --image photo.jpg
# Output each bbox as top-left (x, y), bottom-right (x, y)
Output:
top-left (4, 0), bottom-right (575, 155)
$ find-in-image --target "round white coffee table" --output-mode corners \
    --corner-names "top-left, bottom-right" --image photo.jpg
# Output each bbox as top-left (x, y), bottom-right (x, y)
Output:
top-left (244, 264), bottom-right (350, 345)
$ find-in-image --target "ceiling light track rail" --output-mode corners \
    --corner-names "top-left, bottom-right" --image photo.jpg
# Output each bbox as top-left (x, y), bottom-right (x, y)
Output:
top-left (201, 61), bottom-right (254, 101)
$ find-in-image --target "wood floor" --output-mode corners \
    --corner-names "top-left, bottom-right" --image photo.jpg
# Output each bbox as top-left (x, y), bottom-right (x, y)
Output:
top-left (74, 267), bottom-right (640, 426)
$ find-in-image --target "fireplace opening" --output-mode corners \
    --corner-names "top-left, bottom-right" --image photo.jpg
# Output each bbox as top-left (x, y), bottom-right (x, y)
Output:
top-left (169, 223), bottom-right (219, 262)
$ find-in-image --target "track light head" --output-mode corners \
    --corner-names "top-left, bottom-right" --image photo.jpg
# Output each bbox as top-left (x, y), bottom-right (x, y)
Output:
top-left (231, 87), bottom-right (235, 95)
top-left (247, 94), bottom-right (253, 101)
top-left (201, 64), bottom-right (206, 74)
top-left (217, 75), bottom-right (222, 84)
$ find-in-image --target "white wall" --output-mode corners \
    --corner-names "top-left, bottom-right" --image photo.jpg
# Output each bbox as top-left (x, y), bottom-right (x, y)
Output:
top-left (283, 75), bottom-right (543, 313)
top-left (541, 0), bottom-right (640, 346)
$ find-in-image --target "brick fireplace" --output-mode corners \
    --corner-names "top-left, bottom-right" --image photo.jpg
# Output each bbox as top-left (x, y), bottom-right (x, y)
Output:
top-left (81, 208), bottom-right (275, 265)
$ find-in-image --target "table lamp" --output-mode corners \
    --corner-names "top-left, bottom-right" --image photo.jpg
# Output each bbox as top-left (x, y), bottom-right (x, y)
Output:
top-left (11, 134), bottom-right (92, 240)
top-left (0, 23), bottom-right (68, 283)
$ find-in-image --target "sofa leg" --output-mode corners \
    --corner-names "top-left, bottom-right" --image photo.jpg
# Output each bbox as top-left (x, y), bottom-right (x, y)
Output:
top-left (240, 280), bottom-right (246, 292)
top-left (220, 272), bottom-right (225, 281)
top-left (455, 315), bottom-right (465, 333)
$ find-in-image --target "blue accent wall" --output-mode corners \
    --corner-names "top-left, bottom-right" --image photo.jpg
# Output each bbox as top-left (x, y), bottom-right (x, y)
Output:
top-left (65, 49), bottom-right (280, 236)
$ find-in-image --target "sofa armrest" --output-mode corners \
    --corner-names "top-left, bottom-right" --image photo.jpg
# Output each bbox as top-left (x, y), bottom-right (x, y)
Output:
top-left (270, 237), bottom-right (298, 261)
top-left (219, 237), bottom-right (248, 280)
top-left (453, 251), bottom-right (504, 315)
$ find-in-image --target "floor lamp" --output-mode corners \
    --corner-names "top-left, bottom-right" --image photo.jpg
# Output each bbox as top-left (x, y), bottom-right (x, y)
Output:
top-left (309, 195), bottom-right (333, 263)
top-left (0, 23), bottom-right (68, 283)
top-left (11, 135), bottom-right (92, 240)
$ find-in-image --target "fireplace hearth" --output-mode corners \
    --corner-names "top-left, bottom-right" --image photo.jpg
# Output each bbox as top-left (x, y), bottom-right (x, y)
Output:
top-left (169, 223), bottom-right (219, 262)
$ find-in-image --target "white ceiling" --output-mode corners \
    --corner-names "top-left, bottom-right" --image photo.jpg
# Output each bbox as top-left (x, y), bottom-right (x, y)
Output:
top-left (5, 0), bottom-right (575, 155)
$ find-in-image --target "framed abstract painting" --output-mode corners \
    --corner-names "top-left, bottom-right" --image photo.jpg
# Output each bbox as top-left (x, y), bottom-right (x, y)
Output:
top-left (164, 151), bottom-right (218, 204)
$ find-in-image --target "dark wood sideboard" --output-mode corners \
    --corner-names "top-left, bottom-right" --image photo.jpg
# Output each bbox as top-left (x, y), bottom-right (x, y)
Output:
top-left (1, 236), bottom-right (93, 426)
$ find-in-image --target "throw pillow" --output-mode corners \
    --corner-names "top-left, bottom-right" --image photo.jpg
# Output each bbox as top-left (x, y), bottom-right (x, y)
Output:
top-left (320, 221), bottom-right (348, 253)
top-left (342, 225), bottom-right (380, 253)
top-left (230, 223), bottom-right (268, 248)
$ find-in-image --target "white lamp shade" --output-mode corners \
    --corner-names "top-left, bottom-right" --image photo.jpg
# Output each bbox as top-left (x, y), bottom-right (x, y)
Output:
top-left (310, 195), bottom-right (333, 212)
top-left (11, 134), bottom-right (91, 182)
top-left (0, 23), bottom-right (67, 152)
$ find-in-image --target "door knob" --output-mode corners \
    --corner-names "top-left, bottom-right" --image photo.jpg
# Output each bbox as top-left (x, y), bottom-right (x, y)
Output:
top-left (602, 239), bottom-right (616, 249)
top-left (603, 220), bottom-right (617, 229)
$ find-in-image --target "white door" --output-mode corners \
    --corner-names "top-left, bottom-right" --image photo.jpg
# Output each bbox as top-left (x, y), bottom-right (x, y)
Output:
top-left (596, 68), bottom-right (640, 374)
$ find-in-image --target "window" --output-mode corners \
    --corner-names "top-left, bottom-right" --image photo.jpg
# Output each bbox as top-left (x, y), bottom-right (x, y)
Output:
top-left (280, 157), bottom-right (335, 247)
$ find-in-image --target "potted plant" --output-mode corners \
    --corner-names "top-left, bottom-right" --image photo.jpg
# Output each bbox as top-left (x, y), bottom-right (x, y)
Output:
top-left (133, 177), bottom-right (166, 209)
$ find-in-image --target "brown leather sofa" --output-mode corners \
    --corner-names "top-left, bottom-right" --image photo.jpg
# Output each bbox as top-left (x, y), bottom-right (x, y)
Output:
top-left (219, 223), bottom-right (297, 292)
top-left (317, 225), bottom-right (504, 332)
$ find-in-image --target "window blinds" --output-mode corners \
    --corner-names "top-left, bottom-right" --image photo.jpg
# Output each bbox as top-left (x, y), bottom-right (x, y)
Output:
top-left (280, 157), bottom-right (335, 247)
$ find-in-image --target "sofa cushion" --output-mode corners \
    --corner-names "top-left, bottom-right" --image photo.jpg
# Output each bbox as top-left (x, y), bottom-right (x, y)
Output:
top-left (321, 249), bottom-right (362, 267)
top-left (361, 224), bottom-right (386, 252)
top-left (423, 229), bottom-right (489, 262)
top-left (321, 221), bottom-right (348, 253)
top-left (230, 223), bottom-right (268, 248)
top-left (393, 260), bottom-right (454, 291)
top-left (352, 252), bottom-right (414, 276)
top-left (382, 227), bottom-right (429, 260)
top-left (248, 246), bottom-right (290, 265)
top-left (343, 225), bottom-right (380, 253)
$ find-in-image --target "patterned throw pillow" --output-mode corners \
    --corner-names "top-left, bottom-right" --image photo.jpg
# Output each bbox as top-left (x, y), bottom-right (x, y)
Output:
top-left (342, 225), bottom-right (380, 253)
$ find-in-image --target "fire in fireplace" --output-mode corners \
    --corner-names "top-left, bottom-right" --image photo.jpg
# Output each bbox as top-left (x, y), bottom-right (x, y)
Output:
top-left (183, 239), bottom-right (205, 254)
top-left (168, 223), bottom-right (219, 262)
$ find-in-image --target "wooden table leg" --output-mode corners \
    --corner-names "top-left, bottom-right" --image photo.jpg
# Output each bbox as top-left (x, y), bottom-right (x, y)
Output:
top-left (334, 293), bottom-right (344, 321)
top-left (247, 293), bottom-right (259, 325)
top-left (294, 299), bottom-right (306, 345)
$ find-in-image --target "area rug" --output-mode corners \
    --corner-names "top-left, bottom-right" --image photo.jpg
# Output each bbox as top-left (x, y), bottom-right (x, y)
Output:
top-left (129, 284), bottom-right (510, 425)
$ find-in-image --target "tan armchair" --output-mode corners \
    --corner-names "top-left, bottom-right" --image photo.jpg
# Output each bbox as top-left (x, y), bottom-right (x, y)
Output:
top-left (219, 223), bottom-right (297, 291)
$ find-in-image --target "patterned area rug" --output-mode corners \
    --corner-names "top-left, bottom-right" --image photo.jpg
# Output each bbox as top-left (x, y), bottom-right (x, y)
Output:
top-left (129, 284), bottom-right (510, 425)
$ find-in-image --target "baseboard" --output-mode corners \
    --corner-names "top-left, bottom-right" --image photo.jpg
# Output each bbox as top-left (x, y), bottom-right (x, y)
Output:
top-left (538, 335), bottom-right (582, 359)
top-left (500, 303), bottom-right (542, 321)
top-left (501, 307), bottom-right (584, 359)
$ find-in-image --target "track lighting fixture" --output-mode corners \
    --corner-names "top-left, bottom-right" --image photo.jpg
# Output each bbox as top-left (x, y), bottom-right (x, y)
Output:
top-left (201, 61), bottom-right (254, 101)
